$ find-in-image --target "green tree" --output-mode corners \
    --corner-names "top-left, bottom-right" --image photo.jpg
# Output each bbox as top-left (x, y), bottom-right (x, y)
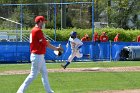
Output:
top-left (110, 0), bottom-right (140, 29)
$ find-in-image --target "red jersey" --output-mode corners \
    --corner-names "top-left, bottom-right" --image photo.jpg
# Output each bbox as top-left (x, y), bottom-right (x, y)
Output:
top-left (93, 35), bottom-right (99, 42)
top-left (81, 37), bottom-right (90, 41)
top-left (30, 26), bottom-right (48, 54)
top-left (100, 35), bottom-right (108, 42)
top-left (137, 36), bottom-right (140, 42)
top-left (114, 36), bottom-right (119, 42)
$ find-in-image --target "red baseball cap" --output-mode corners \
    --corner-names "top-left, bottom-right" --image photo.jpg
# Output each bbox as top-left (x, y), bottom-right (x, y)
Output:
top-left (35, 16), bottom-right (47, 23)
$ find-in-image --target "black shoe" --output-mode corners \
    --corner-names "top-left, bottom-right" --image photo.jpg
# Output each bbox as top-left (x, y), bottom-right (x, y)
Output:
top-left (61, 64), bottom-right (66, 69)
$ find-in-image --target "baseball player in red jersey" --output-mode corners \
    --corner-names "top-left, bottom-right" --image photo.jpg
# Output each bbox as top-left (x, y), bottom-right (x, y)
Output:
top-left (114, 33), bottom-right (120, 42)
top-left (137, 35), bottom-right (140, 42)
top-left (100, 32), bottom-right (108, 42)
top-left (93, 32), bottom-right (99, 42)
top-left (17, 16), bottom-right (61, 93)
top-left (81, 34), bottom-right (90, 41)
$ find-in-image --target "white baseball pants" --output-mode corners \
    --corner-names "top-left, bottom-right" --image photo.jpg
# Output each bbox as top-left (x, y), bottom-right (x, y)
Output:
top-left (68, 49), bottom-right (83, 62)
top-left (17, 53), bottom-right (54, 93)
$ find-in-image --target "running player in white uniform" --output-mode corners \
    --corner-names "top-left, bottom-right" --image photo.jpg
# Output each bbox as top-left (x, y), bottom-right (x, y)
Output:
top-left (61, 31), bottom-right (83, 69)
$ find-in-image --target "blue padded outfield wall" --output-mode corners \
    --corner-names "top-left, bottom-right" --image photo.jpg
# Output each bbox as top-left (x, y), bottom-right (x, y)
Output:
top-left (0, 41), bottom-right (140, 63)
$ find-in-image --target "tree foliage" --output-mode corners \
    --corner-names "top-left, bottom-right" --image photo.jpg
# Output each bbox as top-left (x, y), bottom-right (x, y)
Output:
top-left (109, 0), bottom-right (140, 29)
top-left (0, 0), bottom-right (140, 29)
top-left (93, 0), bottom-right (140, 29)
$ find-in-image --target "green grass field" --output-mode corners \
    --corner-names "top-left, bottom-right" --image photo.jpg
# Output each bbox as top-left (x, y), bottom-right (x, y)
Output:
top-left (0, 61), bottom-right (140, 93)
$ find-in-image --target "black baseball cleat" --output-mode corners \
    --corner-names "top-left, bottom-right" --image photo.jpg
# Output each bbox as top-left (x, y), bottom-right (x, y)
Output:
top-left (61, 64), bottom-right (66, 69)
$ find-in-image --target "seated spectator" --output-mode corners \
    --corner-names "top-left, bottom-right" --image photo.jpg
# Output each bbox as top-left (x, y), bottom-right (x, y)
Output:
top-left (81, 34), bottom-right (90, 41)
top-left (100, 32), bottom-right (108, 42)
top-left (114, 33), bottom-right (120, 42)
top-left (137, 35), bottom-right (140, 42)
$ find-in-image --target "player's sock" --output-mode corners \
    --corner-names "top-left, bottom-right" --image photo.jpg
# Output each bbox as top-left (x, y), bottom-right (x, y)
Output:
top-left (64, 61), bottom-right (70, 68)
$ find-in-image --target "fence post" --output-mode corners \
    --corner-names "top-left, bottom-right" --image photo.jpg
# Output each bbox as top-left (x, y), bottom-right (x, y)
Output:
top-left (109, 40), bottom-right (112, 62)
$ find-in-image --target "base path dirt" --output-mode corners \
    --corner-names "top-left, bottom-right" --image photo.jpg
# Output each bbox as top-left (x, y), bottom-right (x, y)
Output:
top-left (91, 89), bottom-right (140, 93)
top-left (1, 66), bottom-right (140, 75)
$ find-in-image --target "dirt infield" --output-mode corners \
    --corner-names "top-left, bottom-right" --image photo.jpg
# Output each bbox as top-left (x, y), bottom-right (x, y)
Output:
top-left (1, 66), bottom-right (140, 75)
top-left (91, 89), bottom-right (140, 93)
top-left (1, 66), bottom-right (140, 93)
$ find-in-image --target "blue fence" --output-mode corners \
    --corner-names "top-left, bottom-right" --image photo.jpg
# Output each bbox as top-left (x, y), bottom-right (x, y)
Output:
top-left (0, 42), bottom-right (30, 63)
top-left (0, 42), bottom-right (140, 63)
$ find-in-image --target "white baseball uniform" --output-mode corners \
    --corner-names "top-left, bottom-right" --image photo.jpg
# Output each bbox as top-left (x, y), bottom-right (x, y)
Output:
top-left (17, 54), bottom-right (54, 93)
top-left (67, 37), bottom-right (83, 62)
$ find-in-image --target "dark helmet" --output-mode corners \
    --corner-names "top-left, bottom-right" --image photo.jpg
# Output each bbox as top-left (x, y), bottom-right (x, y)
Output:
top-left (70, 31), bottom-right (77, 38)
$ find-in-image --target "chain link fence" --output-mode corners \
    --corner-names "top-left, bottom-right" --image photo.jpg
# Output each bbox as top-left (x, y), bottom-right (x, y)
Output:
top-left (1, 1), bottom-right (139, 42)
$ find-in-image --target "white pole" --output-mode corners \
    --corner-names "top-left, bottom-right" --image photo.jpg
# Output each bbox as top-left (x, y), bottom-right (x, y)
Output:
top-left (0, 16), bottom-right (21, 25)
top-left (0, 16), bottom-right (22, 42)
top-left (20, 4), bottom-right (23, 42)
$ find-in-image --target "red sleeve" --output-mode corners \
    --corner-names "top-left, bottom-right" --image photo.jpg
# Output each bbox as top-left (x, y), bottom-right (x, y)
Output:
top-left (37, 30), bottom-right (47, 46)
top-left (114, 37), bottom-right (117, 42)
top-left (114, 36), bottom-right (120, 42)
top-left (138, 37), bottom-right (140, 42)
top-left (94, 36), bottom-right (97, 41)
top-left (100, 36), bottom-right (103, 41)
top-left (137, 36), bottom-right (140, 42)
top-left (81, 37), bottom-right (86, 41)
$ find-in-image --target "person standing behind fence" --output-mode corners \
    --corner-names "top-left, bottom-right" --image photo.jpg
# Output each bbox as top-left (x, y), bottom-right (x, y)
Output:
top-left (81, 34), bottom-right (90, 41)
top-left (100, 32), bottom-right (108, 42)
top-left (137, 35), bottom-right (140, 42)
top-left (114, 33), bottom-right (120, 42)
top-left (93, 32), bottom-right (99, 42)
top-left (99, 32), bottom-right (109, 60)
top-left (114, 33), bottom-right (121, 60)
top-left (17, 16), bottom-right (62, 93)
top-left (93, 32), bottom-right (100, 59)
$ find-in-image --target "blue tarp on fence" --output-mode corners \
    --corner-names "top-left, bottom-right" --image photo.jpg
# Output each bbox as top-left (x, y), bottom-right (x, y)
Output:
top-left (0, 41), bottom-right (140, 63)
top-left (0, 42), bottom-right (30, 63)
